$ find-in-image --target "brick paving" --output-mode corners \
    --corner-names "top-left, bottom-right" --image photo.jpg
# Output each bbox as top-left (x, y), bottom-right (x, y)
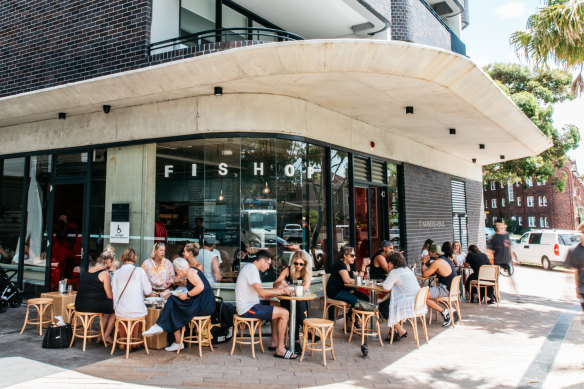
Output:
top-left (2, 266), bottom-right (583, 388)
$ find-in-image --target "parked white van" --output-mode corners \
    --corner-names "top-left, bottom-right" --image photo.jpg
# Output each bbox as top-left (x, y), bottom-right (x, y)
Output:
top-left (512, 229), bottom-right (582, 270)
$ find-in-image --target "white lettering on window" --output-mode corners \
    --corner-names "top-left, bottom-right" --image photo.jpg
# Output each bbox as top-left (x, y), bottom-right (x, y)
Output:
top-left (307, 166), bottom-right (314, 179)
top-left (254, 162), bottom-right (264, 176)
top-left (192, 164), bottom-right (197, 177)
top-left (164, 165), bottom-right (173, 178)
top-left (218, 163), bottom-right (228, 176)
top-left (284, 164), bottom-right (295, 177)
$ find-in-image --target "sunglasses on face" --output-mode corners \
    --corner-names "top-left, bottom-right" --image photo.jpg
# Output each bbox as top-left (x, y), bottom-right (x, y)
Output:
top-left (347, 254), bottom-right (355, 257)
top-left (294, 262), bottom-right (305, 267)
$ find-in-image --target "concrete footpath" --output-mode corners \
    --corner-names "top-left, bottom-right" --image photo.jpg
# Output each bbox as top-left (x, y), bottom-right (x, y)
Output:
top-left (1, 266), bottom-right (583, 389)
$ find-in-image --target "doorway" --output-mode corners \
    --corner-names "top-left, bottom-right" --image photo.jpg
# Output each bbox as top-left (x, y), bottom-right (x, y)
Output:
top-left (353, 185), bottom-right (383, 270)
top-left (50, 183), bottom-right (85, 291)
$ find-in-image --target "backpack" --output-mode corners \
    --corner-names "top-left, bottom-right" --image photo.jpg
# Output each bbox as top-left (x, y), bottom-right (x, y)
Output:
top-left (210, 296), bottom-right (236, 344)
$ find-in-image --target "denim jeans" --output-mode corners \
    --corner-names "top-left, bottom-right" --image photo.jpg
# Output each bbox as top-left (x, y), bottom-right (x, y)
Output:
top-left (334, 289), bottom-right (369, 318)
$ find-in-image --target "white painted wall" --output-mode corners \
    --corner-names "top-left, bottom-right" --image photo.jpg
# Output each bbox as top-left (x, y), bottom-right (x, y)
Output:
top-left (150, 0), bottom-right (180, 44)
top-left (0, 93), bottom-right (482, 181)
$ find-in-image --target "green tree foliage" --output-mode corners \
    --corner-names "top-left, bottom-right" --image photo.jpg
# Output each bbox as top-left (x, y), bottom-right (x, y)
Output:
top-left (483, 63), bottom-right (580, 192)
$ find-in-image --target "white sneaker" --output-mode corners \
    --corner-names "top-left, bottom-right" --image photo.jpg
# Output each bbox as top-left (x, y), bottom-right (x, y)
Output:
top-left (142, 324), bottom-right (163, 337)
top-left (164, 342), bottom-right (184, 352)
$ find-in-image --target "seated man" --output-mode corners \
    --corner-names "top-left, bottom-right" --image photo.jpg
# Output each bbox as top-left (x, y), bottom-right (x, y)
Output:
top-left (465, 245), bottom-right (495, 304)
top-left (370, 240), bottom-right (393, 280)
top-left (235, 250), bottom-right (296, 359)
top-left (196, 239), bottom-right (222, 282)
top-left (420, 243), bottom-right (458, 327)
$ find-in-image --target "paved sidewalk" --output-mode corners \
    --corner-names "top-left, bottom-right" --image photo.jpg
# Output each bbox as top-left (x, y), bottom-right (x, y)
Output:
top-left (2, 266), bottom-right (582, 389)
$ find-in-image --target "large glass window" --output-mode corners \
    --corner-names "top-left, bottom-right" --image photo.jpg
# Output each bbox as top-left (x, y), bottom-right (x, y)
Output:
top-left (88, 149), bottom-right (107, 264)
top-left (387, 163), bottom-right (400, 249)
top-left (306, 144), bottom-right (327, 271)
top-left (330, 150), bottom-right (350, 261)
top-left (180, 0), bottom-right (216, 42)
top-left (0, 158), bottom-right (25, 280)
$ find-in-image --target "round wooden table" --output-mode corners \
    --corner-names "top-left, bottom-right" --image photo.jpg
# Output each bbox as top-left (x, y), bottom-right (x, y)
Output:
top-left (344, 283), bottom-right (388, 339)
top-left (276, 293), bottom-right (317, 354)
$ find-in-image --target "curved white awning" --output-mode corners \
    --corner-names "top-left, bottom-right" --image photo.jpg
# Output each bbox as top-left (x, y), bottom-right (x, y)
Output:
top-left (0, 39), bottom-right (551, 164)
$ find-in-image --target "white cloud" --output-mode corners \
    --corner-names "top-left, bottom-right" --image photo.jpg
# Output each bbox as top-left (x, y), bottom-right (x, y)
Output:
top-left (494, 2), bottom-right (529, 20)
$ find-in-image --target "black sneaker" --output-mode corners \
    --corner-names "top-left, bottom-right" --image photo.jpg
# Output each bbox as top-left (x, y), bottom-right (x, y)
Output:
top-left (442, 311), bottom-right (451, 327)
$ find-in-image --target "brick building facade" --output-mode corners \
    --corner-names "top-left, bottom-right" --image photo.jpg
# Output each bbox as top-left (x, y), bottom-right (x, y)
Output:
top-left (483, 160), bottom-right (584, 232)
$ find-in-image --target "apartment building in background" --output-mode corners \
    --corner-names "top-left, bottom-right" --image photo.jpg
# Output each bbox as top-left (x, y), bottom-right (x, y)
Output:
top-left (483, 160), bottom-right (584, 232)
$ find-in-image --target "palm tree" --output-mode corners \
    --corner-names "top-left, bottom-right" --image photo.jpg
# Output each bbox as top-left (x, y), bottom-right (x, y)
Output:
top-left (511, 0), bottom-right (584, 95)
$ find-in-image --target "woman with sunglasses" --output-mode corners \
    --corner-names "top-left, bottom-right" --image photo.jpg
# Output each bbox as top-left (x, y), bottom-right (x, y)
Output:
top-left (326, 246), bottom-right (370, 329)
top-left (273, 251), bottom-right (312, 351)
top-left (142, 242), bottom-right (176, 297)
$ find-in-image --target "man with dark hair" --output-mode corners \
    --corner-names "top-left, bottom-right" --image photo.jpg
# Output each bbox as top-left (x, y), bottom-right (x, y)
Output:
top-left (465, 245), bottom-right (495, 303)
top-left (489, 220), bottom-right (520, 302)
top-left (235, 250), bottom-right (296, 359)
top-left (370, 240), bottom-right (393, 280)
top-left (566, 223), bottom-right (584, 311)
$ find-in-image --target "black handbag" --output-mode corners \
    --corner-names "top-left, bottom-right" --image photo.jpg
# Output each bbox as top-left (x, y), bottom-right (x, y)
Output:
top-left (42, 323), bottom-right (73, 348)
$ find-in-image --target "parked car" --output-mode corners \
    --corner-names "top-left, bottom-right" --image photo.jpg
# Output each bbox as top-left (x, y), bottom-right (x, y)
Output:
top-left (485, 227), bottom-right (495, 242)
top-left (512, 229), bottom-right (582, 270)
top-left (283, 224), bottom-right (303, 240)
top-left (275, 236), bottom-right (315, 270)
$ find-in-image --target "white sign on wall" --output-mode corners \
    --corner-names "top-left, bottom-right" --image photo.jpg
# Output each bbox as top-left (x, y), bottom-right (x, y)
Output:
top-left (110, 222), bottom-right (130, 244)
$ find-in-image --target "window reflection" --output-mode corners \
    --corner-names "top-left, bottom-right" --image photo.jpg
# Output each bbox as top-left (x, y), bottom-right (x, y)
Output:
top-left (331, 150), bottom-right (350, 260)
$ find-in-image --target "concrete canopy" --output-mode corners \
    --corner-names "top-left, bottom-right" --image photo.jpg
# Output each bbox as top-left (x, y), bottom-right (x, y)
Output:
top-left (0, 39), bottom-right (551, 165)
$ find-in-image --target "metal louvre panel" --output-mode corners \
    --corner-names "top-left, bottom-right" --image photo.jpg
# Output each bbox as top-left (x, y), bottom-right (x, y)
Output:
top-left (371, 161), bottom-right (385, 184)
top-left (353, 157), bottom-right (369, 182)
top-left (451, 180), bottom-right (468, 248)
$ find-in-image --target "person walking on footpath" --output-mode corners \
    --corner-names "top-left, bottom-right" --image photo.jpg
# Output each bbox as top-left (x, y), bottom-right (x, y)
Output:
top-left (489, 220), bottom-right (520, 301)
top-left (566, 223), bottom-right (584, 311)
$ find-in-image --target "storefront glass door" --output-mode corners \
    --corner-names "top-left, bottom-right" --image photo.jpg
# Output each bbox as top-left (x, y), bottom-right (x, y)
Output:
top-left (50, 183), bottom-right (85, 291)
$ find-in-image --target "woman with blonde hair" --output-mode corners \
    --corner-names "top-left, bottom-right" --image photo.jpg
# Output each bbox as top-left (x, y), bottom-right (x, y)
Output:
top-left (273, 250), bottom-right (312, 351)
top-left (75, 249), bottom-right (116, 344)
top-left (142, 242), bottom-right (175, 297)
top-left (452, 241), bottom-right (466, 267)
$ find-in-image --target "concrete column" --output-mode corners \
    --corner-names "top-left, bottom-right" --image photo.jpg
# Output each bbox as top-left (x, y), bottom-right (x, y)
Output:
top-left (104, 144), bottom-right (156, 263)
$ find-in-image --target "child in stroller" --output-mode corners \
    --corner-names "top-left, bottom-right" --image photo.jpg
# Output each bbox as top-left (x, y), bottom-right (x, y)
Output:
top-left (0, 265), bottom-right (23, 313)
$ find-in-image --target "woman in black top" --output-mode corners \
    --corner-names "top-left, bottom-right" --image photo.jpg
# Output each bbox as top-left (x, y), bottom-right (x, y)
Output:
top-left (74, 250), bottom-right (116, 344)
top-left (465, 245), bottom-right (495, 303)
top-left (326, 246), bottom-right (370, 327)
top-left (273, 251), bottom-right (312, 350)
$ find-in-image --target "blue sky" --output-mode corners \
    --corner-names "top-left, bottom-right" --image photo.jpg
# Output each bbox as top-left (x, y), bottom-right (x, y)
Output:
top-left (462, 0), bottom-right (584, 174)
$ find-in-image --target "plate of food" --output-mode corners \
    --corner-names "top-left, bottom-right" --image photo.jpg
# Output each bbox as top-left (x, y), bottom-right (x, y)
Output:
top-left (144, 297), bottom-right (165, 305)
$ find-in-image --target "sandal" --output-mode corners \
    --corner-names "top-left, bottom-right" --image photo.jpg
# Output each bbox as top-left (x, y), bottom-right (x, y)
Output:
top-left (274, 350), bottom-right (298, 359)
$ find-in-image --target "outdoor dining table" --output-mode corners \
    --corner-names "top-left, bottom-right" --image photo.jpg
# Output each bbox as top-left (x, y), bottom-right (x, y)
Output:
top-left (40, 290), bottom-right (76, 327)
top-left (416, 275), bottom-right (438, 287)
top-left (276, 293), bottom-right (317, 354)
top-left (145, 306), bottom-right (169, 349)
top-left (344, 282), bottom-right (387, 339)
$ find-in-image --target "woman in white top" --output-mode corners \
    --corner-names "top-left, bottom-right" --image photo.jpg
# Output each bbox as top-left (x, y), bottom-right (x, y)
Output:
top-left (452, 241), bottom-right (466, 267)
top-left (420, 239), bottom-right (434, 263)
top-left (113, 248), bottom-right (154, 319)
top-left (381, 252), bottom-right (425, 342)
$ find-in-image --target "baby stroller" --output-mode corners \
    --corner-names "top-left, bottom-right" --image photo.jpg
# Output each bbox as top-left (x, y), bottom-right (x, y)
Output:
top-left (0, 265), bottom-right (23, 313)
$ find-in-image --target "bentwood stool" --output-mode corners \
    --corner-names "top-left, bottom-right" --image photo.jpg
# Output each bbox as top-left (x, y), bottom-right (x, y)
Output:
top-left (230, 315), bottom-right (264, 359)
top-left (178, 315), bottom-right (213, 357)
top-left (348, 309), bottom-right (383, 347)
top-left (111, 316), bottom-right (149, 359)
top-left (322, 274), bottom-right (350, 334)
top-left (66, 303), bottom-right (76, 324)
top-left (70, 312), bottom-right (107, 352)
top-left (300, 318), bottom-right (335, 367)
top-left (20, 298), bottom-right (54, 336)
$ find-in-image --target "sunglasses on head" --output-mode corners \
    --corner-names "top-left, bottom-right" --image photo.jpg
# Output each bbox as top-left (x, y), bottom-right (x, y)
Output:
top-left (293, 262), bottom-right (305, 266)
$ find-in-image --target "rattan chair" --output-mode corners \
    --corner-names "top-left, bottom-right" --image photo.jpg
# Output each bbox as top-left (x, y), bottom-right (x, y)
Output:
top-left (429, 275), bottom-right (463, 328)
top-left (389, 286), bottom-right (429, 349)
top-left (469, 265), bottom-right (499, 306)
top-left (322, 273), bottom-right (350, 334)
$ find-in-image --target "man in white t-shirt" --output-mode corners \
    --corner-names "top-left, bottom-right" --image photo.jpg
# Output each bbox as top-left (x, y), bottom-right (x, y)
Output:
top-left (196, 240), bottom-right (222, 282)
top-left (235, 250), bottom-right (296, 359)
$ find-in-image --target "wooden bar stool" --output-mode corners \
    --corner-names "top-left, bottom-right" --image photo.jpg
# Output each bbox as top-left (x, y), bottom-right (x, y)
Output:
top-left (348, 309), bottom-right (383, 347)
top-left (178, 315), bottom-right (213, 357)
top-left (70, 312), bottom-right (107, 352)
top-left (66, 303), bottom-right (76, 324)
top-left (20, 298), bottom-right (54, 336)
top-left (111, 316), bottom-right (149, 359)
top-left (230, 315), bottom-right (264, 359)
top-left (300, 318), bottom-right (335, 367)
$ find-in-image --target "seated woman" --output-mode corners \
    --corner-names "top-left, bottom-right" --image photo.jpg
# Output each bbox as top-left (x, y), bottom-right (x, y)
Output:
top-left (325, 246), bottom-right (370, 328)
top-left (142, 257), bottom-right (216, 352)
top-left (464, 245), bottom-right (495, 303)
top-left (273, 250), bottom-right (312, 351)
top-left (142, 242), bottom-right (176, 297)
top-left (74, 250), bottom-right (116, 344)
top-left (113, 248), bottom-right (153, 320)
top-left (380, 252), bottom-right (424, 342)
